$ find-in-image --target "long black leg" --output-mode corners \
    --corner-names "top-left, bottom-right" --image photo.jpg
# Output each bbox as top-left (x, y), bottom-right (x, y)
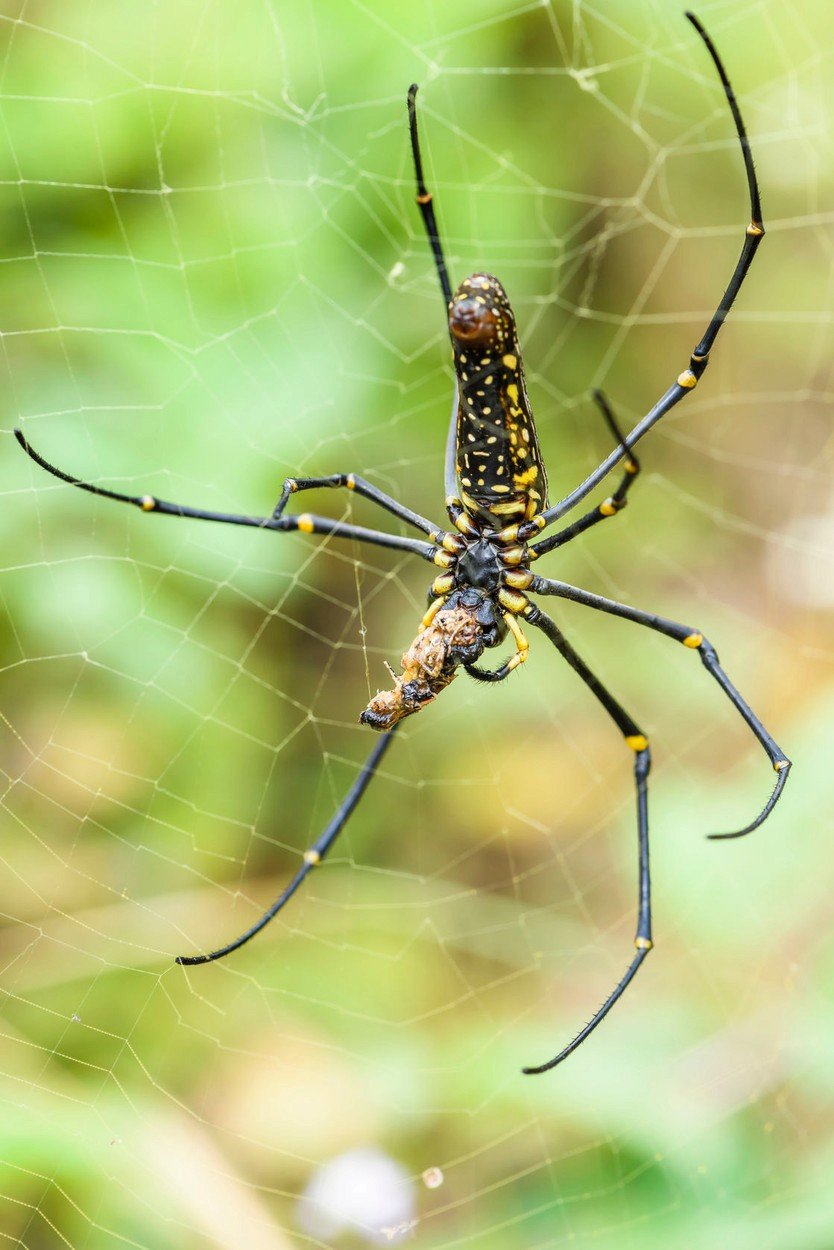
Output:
top-left (521, 604), bottom-right (651, 1074)
top-left (531, 576), bottom-right (790, 836)
top-left (271, 472), bottom-right (437, 537)
top-left (15, 430), bottom-right (437, 562)
top-left (533, 391), bottom-right (641, 558)
top-left (407, 85), bottom-right (453, 308)
top-left (517, 13), bottom-right (765, 543)
top-left (408, 83), bottom-right (460, 499)
top-left (177, 728), bottom-right (398, 965)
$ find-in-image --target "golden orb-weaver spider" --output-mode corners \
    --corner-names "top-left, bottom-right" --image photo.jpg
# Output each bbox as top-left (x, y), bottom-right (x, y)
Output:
top-left (15, 12), bottom-right (790, 1073)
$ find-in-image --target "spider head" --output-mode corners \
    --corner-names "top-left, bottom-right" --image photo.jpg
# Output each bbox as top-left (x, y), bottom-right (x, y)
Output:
top-left (449, 273), bottom-right (516, 350)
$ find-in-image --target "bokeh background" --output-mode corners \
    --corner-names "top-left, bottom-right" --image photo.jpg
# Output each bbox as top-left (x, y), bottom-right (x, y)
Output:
top-left (1, 0), bottom-right (833, 1246)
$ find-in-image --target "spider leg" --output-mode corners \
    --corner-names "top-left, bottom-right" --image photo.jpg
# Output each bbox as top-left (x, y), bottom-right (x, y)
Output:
top-left (407, 84), bottom-right (453, 307)
top-left (15, 430), bottom-right (436, 562)
top-left (176, 728), bottom-right (398, 966)
top-left (518, 14), bottom-right (765, 542)
top-left (521, 605), bottom-right (651, 1074)
top-left (421, 594), bottom-right (450, 630)
top-left (271, 473), bottom-right (437, 538)
top-left (532, 391), bottom-right (641, 557)
top-left (464, 591), bottom-right (531, 683)
top-left (531, 575), bottom-right (790, 837)
top-left (408, 84), bottom-right (461, 499)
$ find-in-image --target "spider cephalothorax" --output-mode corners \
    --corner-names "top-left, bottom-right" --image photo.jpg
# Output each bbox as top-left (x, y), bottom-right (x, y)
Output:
top-left (359, 523), bottom-right (529, 729)
top-left (14, 14), bottom-right (791, 1074)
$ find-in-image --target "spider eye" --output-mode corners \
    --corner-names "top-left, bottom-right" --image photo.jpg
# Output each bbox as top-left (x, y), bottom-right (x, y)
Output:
top-left (449, 296), bottom-right (497, 344)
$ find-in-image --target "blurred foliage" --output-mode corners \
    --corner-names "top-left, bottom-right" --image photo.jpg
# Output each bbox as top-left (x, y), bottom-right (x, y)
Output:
top-left (1, 0), bottom-right (833, 1247)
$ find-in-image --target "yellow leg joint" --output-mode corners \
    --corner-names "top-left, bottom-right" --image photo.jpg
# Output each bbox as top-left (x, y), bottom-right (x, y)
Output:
top-left (421, 597), bottom-right (447, 630)
top-left (431, 574), bottom-right (455, 597)
top-left (683, 632), bottom-right (703, 648)
top-left (504, 611), bottom-right (529, 653)
top-left (140, 495), bottom-right (156, 512)
top-left (677, 369), bottom-right (698, 388)
top-left (503, 569), bottom-right (534, 591)
top-left (442, 533), bottom-right (465, 553)
top-left (297, 513), bottom-right (315, 533)
top-left (747, 220), bottom-right (765, 237)
top-left (346, 474), bottom-right (356, 490)
top-left (599, 498), bottom-right (617, 517)
top-left (635, 937), bottom-right (653, 951)
top-left (498, 587), bottom-right (529, 614)
top-left (774, 759), bottom-right (789, 772)
top-left (454, 513), bottom-right (479, 538)
top-left (500, 544), bottom-right (526, 566)
top-left (625, 734), bottom-right (648, 752)
top-left (503, 611), bottom-right (530, 670)
top-left (303, 849), bottom-right (321, 866)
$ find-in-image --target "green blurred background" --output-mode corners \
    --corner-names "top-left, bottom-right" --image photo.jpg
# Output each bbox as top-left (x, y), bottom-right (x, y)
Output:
top-left (2, 0), bottom-right (833, 1246)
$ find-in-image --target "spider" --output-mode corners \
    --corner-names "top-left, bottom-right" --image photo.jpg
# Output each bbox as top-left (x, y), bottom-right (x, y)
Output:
top-left (16, 12), bottom-right (790, 1074)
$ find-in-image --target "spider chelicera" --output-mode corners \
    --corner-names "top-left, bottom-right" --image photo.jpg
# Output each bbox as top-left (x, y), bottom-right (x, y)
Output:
top-left (16, 12), bottom-right (790, 1073)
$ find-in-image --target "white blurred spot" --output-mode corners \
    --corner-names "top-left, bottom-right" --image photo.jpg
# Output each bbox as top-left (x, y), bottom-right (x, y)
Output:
top-left (421, 1166), bottom-right (444, 1190)
top-left (388, 262), bottom-right (405, 285)
top-left (298, 1147), bottom-right (415, 1245)
top-left (767, 510), bottom-right (834, 610)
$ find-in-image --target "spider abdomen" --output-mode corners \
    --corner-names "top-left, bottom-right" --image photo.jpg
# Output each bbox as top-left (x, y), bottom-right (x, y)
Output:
top-left (450, 274), bottom-right (548, 524)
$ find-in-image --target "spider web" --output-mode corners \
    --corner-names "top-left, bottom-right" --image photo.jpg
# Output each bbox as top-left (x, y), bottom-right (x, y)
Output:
top-left (2, 0), bottom-right (833, 1246)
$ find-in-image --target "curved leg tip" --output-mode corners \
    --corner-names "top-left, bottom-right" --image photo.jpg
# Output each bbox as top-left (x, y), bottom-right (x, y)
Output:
top-left (520, 949), bottom-right (650, 1075)
top-left (521, 1057), bottom-right (562, 1077)
top-left (707, 760), bottom-right (791, 841)
top-left (14, 428), bottom-right (35, 458)
top-left (175, 952), bottom-right (212, 967)
top-left (463, 661), bottom-right (515, 684)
